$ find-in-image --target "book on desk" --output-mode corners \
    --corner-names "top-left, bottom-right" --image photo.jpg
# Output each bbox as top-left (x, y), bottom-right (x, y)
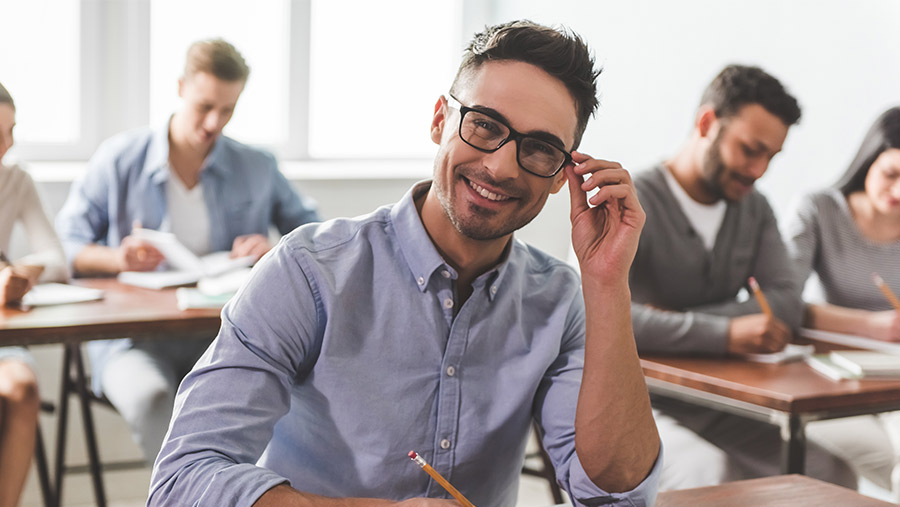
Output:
top-left (829, 350), bottom-right (900, 378)
top-left (805, 350), bottom-right (900, 381)
top-left (117, 228), bottom-right (255, 290)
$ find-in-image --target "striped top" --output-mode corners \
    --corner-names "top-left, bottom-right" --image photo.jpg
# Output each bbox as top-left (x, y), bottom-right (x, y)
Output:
top-left (785, 188), bottom-right (900, 311)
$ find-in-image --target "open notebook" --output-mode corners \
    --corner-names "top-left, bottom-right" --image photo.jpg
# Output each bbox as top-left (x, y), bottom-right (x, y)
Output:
top-left (117, 229), bottom-right (255, 290)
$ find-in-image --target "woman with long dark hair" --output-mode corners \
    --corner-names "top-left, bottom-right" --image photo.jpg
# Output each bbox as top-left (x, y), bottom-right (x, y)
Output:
top-left (787, 106), bottom-right (900, 499)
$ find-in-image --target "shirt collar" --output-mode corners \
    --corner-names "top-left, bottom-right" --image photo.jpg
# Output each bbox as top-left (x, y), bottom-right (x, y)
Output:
top-left (391, 180), bottom-right (513, 301)
top-left (145, 115), bottom-right (227, 185)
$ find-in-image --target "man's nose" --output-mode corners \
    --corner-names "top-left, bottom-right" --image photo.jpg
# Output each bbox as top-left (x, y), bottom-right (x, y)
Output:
top-left (481, 140), bottom-right (520, 180)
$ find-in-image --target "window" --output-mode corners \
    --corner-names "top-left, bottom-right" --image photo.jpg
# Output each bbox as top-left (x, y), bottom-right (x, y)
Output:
top-left (5, 0), bottom-right (477, 167)
top-left (0, 0), bottom-right (80, 145)
top-left (150, 0), bottom-right (291, 146)
top-left (308, 0), bottom-right (463, 158)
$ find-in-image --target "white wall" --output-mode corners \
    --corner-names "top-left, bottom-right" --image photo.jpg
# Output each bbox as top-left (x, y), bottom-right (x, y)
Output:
top-left (492, 0), bottom-right (900, 220)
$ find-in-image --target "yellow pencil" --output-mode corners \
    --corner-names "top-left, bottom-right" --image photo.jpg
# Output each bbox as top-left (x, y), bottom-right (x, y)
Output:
top-left (872, 273), bottom-right (900, 312)
top-left (748, 276), bottom-right (773, 318)
top-left (408, 451), bottom-right (476, 507)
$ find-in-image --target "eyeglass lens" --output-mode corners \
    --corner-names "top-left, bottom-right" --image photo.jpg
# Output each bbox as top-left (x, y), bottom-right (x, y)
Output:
top-left (460, 109), bottom-right (565, 176)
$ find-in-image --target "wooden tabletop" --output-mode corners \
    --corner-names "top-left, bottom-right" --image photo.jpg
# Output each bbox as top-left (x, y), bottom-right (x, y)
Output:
top-left (656, 474), bottom-right (892, 506)
top-left (0, 278), bottom-right (222, 346)
top-left (641, 352), bottom-right (900, 414)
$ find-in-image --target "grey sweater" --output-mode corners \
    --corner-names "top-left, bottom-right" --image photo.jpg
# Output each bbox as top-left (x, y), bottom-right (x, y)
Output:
top-left (630, 165), bottom-right (802, 356)
top-left (785, 188), bottom-right (900, 311)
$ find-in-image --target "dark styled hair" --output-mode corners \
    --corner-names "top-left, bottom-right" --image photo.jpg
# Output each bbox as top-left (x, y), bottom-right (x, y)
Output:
top-left (449, 20), bottom-right (600, 149)
top-left (184, 38), bottom-right (250, 83)
top-left (835, 107), bottom-right (900, 195)
top-left (700, 64), bottom-right (801, 127)
top-left (0, 81), bottom-right (14, 110)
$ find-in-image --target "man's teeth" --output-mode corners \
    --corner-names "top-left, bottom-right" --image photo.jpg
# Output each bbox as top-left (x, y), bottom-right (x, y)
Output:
top-left (468, 180), bottom-right (510, 202)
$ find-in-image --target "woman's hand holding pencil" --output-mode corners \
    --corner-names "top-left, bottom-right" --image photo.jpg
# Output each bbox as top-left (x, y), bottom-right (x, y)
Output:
top-left (868, 273), bottom-right (900, 342)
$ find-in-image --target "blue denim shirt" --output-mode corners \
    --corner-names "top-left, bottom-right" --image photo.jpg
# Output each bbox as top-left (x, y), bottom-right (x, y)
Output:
top-left (55, 120), bottom-right (320, 390)
top-left (148, 182), bottom-right (661, 507)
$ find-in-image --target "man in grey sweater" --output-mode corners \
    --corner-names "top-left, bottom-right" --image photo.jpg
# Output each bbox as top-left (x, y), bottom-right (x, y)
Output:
top-left (630, 64), bottom-right (855, 489)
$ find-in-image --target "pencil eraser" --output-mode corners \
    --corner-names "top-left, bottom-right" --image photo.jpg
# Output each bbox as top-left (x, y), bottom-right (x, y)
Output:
top-left (408, 451), bottom-right (417, 459)
top-left (748, 276), bottom-right (759, 289)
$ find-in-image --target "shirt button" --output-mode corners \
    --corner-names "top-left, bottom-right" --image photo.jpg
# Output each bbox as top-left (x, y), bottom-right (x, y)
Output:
top-left (446, 366), bottom-right (456, 377)
top-left (443, 298), bottom-right (454, 309)
top-left (441, 270), bottom-right (451, 278)
top-left (440, 439), bottom-right (451, 449)
top-left (490, 285), bottom-right (498, 295)
top-left (417, 276), bottom-right (425, 285)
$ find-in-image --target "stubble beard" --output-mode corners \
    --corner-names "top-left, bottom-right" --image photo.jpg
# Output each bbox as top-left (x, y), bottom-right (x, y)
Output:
top-left (699, 131), bottom-right (730, 202)
top-left (434, 166), bottom-right (537, 241)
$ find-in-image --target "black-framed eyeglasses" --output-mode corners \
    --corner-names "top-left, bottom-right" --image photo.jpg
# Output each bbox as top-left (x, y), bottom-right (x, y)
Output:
top-left (447, 94), bottom-right (572, 178)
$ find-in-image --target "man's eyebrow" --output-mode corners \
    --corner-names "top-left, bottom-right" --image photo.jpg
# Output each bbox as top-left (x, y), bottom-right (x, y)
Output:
top-left (470, 104), bottom-right (569, 149)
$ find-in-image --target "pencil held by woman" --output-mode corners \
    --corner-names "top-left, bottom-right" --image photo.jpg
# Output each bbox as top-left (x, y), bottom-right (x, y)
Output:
top-left (873, 273), bottom-right (900, 312)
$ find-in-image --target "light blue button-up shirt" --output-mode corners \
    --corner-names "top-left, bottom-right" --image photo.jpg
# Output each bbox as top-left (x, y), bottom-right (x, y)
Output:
top-left (149, 182), bottom-right (660, 507)
top-left (55, 120), bottom-right (320, 390)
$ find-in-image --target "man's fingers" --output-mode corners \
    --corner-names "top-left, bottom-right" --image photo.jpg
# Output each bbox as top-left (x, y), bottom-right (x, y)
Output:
top-left (565, 164), bottom-right (590, 219)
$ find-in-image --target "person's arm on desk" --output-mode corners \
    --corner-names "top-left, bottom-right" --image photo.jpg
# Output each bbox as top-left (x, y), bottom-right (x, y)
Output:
top-left (0, 265), bottom-right (41, 305)
top-left (231, 234), bottom-right (271, 261)
top-left (632, 200), bottom-right (796, 356)
top-left (566, 154), bottom-right (660, 493)
top-left (71, 237), bottom-right (164, 276)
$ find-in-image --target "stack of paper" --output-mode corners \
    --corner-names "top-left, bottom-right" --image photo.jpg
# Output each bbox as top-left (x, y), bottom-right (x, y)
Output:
top-left (828, 351), bottom-right (900, 379)
top-left (21, 283), bottom-right (105, 307)
top-left (117, 229), bottom-right (255, 290)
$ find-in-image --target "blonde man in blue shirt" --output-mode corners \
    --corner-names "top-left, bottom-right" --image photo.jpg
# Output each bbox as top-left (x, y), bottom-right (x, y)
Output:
top-left (56, 39), bottom-right (319, 464)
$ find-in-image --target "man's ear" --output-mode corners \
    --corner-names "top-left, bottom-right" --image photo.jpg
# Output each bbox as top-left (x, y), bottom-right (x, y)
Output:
top-left (549, 166), bottom-right (569, 194)
top-left (430, 96), bottom-right (448, 145)
top-left (696, 105), bottom-right (718, 139)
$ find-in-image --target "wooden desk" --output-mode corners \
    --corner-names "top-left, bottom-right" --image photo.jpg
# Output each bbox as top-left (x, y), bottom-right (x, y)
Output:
top-left (656, 474), bottom-right (893, 506)
top-left (642, 351), bottom-right (900, 474)
top-left (0, 278), bottom-right (221, 346)
top-left (0, 279), bottom-right (223, 507)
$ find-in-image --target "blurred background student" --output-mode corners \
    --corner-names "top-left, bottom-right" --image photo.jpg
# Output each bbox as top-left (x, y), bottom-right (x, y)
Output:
top-left (55, 39), bottom-right (320, 465)
top-left (787, 106), bottom-right (900, 499)
top-left (0, 81), bottom-right (68, 507)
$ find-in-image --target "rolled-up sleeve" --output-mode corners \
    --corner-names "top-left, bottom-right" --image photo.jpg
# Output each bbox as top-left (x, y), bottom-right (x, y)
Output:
top-left (566, 448), bottom-right (662, 507)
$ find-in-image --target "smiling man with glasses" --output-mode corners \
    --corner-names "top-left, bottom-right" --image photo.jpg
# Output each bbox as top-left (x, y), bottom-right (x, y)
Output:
top-left (151, 20), bottom-right (661, 507)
